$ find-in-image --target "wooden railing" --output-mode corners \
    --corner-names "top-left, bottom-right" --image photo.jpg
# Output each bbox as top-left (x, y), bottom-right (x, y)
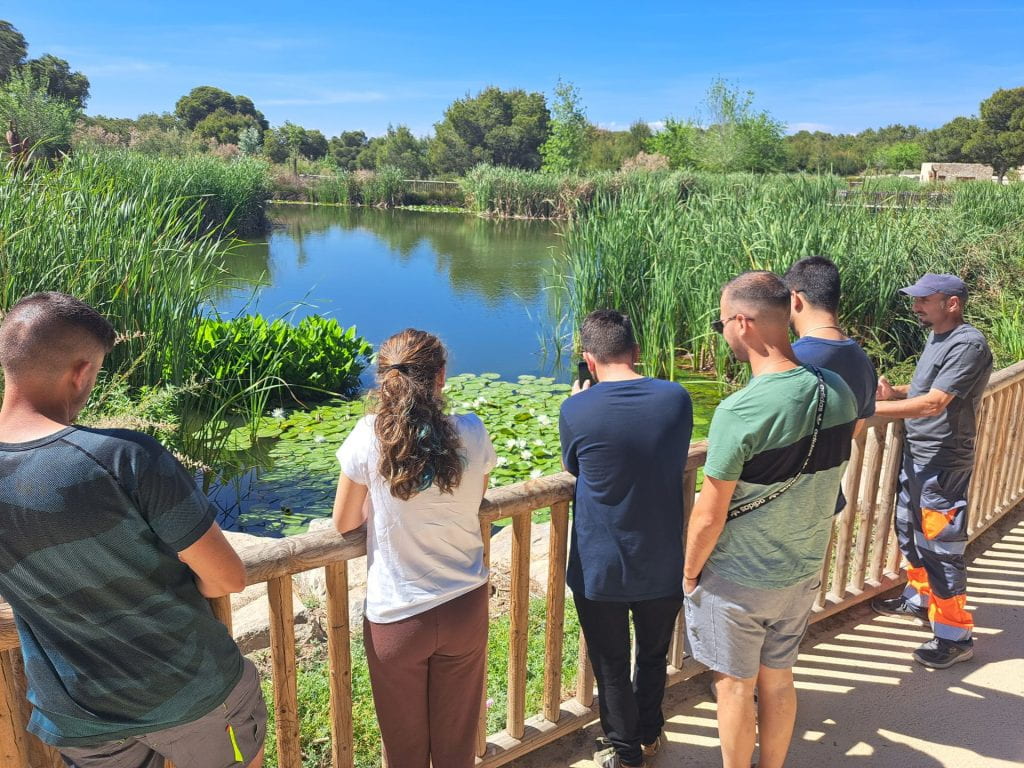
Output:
top-left (3, 360), bottom-right (1024, 768)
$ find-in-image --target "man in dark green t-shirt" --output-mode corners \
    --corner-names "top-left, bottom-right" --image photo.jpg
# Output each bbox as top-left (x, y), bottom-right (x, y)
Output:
top-left (684, 272), bottom-right (856, 768)
top-left (0, 293), bottom-right (266, 768)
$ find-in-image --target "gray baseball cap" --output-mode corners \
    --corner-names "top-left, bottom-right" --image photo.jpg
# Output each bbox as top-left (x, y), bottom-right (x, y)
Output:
top-left (899, 273), bottom-right (967, 298)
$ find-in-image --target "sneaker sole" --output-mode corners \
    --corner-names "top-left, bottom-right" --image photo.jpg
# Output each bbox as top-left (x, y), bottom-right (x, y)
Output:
top-left (872, 603), bottom-right (928, 623)
top-left (914, 646), bottom-right (974, 669)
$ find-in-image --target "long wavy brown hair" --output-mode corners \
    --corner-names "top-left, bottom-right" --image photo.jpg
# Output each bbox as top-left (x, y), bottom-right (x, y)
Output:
top-left (371, 329), bottom-right (464, 500)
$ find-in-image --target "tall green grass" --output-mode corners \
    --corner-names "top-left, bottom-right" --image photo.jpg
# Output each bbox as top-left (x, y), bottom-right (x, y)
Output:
top-left (560, 173), bottom-right (1024, 376)
top-left (0, 154), bottom-right (277, 466)
top-left (63, 150), bottom-right (272, 235)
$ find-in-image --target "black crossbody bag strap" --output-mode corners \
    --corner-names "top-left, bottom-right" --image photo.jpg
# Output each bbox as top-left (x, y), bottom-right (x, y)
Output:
top-left (726, 366), bottom-right (828, 523)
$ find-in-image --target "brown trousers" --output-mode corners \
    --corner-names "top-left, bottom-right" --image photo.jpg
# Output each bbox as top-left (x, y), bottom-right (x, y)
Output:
top-left (363, 584), bottom-right (489, 768)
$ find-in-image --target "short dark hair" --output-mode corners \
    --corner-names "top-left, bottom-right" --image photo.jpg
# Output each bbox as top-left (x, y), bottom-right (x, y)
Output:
top-left (580, 309), bottom-right (636, 363)
top-left (0, 292), bottom-right (116, 376)
top-left (783, 256), bottom-right (841, 314)
top-left (723, 271), bottom-right (791, 323)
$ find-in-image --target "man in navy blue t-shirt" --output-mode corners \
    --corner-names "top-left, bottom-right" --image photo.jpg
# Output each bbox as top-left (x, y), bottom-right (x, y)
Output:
top-left (560, 310), bottom-right (693, 768)
top-left (784, 256), bottom-right (877, 433)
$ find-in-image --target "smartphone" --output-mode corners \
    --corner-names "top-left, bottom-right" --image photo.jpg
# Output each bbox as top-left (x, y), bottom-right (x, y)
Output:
top-left (577, 360), bottom-right (596, 387)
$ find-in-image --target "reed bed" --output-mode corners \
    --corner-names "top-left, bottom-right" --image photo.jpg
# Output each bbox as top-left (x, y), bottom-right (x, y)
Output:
top-left (559, 172), bottom-right (1024, 377)
top-left (63, 150), bottom-right (272, 235)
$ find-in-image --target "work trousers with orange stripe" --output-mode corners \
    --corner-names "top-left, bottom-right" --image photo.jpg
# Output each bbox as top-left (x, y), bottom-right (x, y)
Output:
top-left (894, 452), bottom-right (974, 644)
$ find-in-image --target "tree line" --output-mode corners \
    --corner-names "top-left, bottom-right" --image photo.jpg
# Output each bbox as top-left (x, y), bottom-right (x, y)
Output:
top-left (3, 18), bottom-right (1023, 179)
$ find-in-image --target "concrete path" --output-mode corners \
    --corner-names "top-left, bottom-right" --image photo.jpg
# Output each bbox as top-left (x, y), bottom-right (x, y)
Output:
top-left (519, 512), bottom-right (1024, 768)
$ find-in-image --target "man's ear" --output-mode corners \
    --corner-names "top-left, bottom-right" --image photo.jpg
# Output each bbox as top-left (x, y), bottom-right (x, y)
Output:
top-left (68, 358), bottom-right (96, 392)
top-left (583, 351), bottom-right (597, 370)
top-left (790, 290), bottom-right (803, 313)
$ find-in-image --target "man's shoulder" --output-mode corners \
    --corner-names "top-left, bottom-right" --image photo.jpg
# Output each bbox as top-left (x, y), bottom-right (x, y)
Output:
top-left (66, 426), bottom-right (167, 458)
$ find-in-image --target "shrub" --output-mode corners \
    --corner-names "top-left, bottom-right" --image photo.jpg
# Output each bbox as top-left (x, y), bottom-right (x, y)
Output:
top-left (190, 315), bottom-right (373, 400)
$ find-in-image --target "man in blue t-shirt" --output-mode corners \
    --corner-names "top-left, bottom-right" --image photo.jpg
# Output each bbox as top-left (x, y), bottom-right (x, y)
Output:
top-left (784, 255), bottom-right (877, 435)
top-left (560, 310), bottom-right (693, 768)
top-left (0, 293), bottom-right (266, 768)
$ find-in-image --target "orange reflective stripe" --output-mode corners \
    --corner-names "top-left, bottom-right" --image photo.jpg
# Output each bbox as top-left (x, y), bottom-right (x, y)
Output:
top-left (930, 594), bottom-right (973, 632)
top-left (922, 507), bottom-right (957, 540)
top-left (906, 566), bottom-right (931, 598)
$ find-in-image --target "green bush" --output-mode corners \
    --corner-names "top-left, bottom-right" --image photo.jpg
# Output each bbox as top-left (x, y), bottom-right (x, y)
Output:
top-left (190, 315), bottom-right (373, 400)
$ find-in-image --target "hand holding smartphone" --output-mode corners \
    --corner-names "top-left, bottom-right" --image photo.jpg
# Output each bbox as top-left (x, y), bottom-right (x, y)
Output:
top-left (576, 360), bottom-right (596, 391)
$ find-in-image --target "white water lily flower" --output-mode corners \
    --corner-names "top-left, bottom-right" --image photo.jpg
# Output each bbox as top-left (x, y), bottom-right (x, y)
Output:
top-left (520, 450), bottom-right (533, 460)
top-left (529, 469), bottom-right (543, 479)
top-left (516, 439), bottom-right (528, 449)
top-left (537, 414), bottom-right (551, 426)
top-left (533, 439), bottom-right (544, 446)
top-left (505, 439), bottom-right (518, 449)
top-left (313, 435), bottom-right (326, 444)
top-left (460, 401), bottom-right (471, 408)
top-left (271, 407), bottom-right (287, 419)
top-left (495, 456), bottom-right (508, 467)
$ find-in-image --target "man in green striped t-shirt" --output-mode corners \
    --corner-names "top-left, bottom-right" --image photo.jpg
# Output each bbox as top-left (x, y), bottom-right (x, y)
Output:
top-left (684, 272), bottom-right (857, 768)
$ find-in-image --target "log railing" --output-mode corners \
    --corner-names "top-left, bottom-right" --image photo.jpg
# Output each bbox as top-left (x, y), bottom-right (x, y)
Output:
top-left (3, 360), bottom-right (1024, 768)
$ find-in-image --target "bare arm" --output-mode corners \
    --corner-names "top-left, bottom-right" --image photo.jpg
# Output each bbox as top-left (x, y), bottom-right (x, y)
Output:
top-left (683, 475), bottom-right (738, 593)
top-left (332, 472), bottom-right (370, 534)
top-left (178, 523), bottom-right (247, 597)
top-left (875, 387), bottom-right (955, 420)
top-left (852, 418), bottom-right (867, 439)
top-left (876, 375), bottom-right (909, 400)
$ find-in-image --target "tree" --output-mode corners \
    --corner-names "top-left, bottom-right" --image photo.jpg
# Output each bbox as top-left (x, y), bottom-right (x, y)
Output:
top-left (965, 87), bottom-right (1024, 180)
top-left (871, 141), bottom-right (925, 171)
top-left (648, 118), bottom-right (700, 169)
top-left (540, 79), bottom-right (589, 172)
top-left (370, 124), bottom-right (429, 177)
top-left (22, 54), bottom-right (89, 108)
top-left (430, 86), bottom-right (550, 175)
top-left (0, 20), bottom-right (27, 81)
top-left (925, 116), bottom-right (980, 162)
top-left (194, 108), bottom-right (259, 145)
top-left (328, 130), bottom-right (368, 170)
top-left (697, 79), bottom-right (785, 173)
top-left (175, 86), bottom-right (235, 129)
top-left (238, 124), bottom-right (262, 156)
top-left (0, 71), bottom-right (78, 159)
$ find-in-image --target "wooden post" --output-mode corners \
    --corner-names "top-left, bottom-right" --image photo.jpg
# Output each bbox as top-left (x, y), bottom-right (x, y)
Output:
top-left (542, 502), bottom-right (569, 723)
top-left (476, 518), bottom-right (492, 759)
top-left (0, 651), bottom-right (28, 768)
top-left (506, 513), bottom-right (531, 740)
top-left (670, 468), bottom-right (699, 668)
top-left (325, 563), bottom-right (353, 768)
top-left (209, 595), bottom-right (233, 636)
top-left (267, 576), bottom-right (301, 768)
top-left (869, 420), bottom-right (904, 582)
top-left (575, 632), bottom-right (594, 709)
top-left (830, 433), bottom-right (865, 600)
top-left (816, 518), bottom-right (837, 610)
top-left (851, 423), bottom-right (885, 592)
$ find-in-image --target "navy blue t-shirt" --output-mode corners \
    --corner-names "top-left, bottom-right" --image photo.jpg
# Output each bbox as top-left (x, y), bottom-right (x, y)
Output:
top-left (793, 336), bottom-right (877, 420)
top-left (559, 377), bottom-right (693, 601)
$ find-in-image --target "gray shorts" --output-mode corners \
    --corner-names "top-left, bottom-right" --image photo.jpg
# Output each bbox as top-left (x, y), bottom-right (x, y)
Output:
top-left (684, 568), bottom-right (819, 679)
top-left (59, 658), bottom-right (267, 768)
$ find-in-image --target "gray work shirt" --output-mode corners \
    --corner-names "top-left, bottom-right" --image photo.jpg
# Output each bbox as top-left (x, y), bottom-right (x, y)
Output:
top-left (905, 322), bottom-right (992, 470)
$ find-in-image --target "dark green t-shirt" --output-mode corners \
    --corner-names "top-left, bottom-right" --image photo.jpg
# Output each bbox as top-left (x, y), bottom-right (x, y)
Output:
top-left (0, 427), bottom-right (243, 746)
top-left (704, 366), bottom-right (857, 589)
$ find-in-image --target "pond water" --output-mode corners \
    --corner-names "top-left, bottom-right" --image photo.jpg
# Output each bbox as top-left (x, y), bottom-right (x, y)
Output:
top-left (207, 204), bottom-right (724, 536)
top-left (214, 204), bottom-right (568, 379)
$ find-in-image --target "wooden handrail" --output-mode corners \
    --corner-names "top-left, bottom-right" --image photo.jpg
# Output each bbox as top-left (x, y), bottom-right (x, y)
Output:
top-left (2, 365), bottom-right (1024, 768)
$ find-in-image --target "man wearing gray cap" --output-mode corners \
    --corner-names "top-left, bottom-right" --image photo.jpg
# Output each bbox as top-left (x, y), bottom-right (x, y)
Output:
top-left (873, 273), bottom-right (992, 668)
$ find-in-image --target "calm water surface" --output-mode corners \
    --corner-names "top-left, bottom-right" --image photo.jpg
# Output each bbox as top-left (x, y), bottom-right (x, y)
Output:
top-left (214, 204), bottom-right (567, 379)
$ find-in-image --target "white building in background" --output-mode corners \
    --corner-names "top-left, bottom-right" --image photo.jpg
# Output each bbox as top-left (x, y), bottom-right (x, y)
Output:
top-left (920, 162), bottom-right (996, 183)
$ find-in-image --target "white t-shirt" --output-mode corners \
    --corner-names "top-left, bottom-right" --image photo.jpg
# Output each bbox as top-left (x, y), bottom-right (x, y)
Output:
top-left (337, 413), bottom-right (497, 623)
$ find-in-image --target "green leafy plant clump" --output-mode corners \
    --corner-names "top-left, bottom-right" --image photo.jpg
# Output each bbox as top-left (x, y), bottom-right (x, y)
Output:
top-left (190, 315), bottom-right (373, 401)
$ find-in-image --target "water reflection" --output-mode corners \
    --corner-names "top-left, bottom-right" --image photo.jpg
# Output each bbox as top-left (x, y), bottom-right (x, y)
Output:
top-left (213, 205), bottom-right (566, 378)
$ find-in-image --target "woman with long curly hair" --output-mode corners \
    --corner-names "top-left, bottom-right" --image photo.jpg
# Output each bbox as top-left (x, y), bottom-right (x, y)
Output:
top-left (333, 329), bottom-right (496, 768)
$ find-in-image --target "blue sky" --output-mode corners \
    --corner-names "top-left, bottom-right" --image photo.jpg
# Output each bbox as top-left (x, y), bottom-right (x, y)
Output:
top-left (10, 1), bottom-right (1024, 138)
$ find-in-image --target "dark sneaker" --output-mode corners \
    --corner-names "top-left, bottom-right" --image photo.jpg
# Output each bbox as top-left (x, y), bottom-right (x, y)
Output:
top-left (871, 595), bottom-right (928, 622)
top-left (593, 738), bottom-right (646, 768)
top-left (641, 731), bottom-right (663, 762)
top-left (914, 637), bottom-right (974, 668)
